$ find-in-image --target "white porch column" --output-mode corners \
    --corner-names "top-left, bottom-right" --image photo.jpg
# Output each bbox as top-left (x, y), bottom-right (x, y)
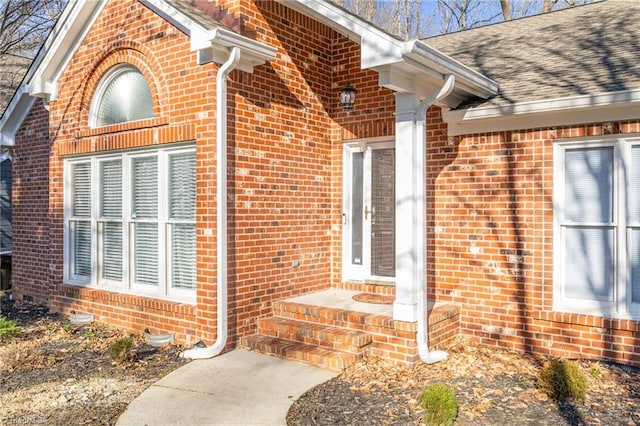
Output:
top-left (393, 92), bottom-right (425, 323)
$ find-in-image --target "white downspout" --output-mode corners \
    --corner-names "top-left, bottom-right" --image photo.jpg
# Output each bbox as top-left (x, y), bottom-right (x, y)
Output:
top-left (181, 46), bottom-right (241, 359)
top-left (415, 74), bottom-right (455, 364)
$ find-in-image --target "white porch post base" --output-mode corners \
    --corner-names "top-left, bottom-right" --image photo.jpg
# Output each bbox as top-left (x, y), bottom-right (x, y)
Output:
top-left (393, 300), bottom-right (418, 323)
top-left (393, 92), bottom-right (423, 324)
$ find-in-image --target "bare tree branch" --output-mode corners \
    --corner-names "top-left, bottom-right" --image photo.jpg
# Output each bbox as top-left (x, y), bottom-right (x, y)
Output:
top-left (0, 0), bottom-right (64, 58)
top-left (499, 0), bottom-right (511, 20)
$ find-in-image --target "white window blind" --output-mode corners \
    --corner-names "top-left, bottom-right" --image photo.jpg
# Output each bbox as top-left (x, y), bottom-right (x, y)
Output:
top-left (133, 157), bottom-right (158, 286)
top-left (565, 227), bottom-right (614, 301)
top-left (555, 138), bottom-right (640, 318)
top-left (100, 160), bottom-right (122, 282)
top-left (71, 163), bottom-right (91, 278)
top-left (563, 147), bottom-right (614, 302)
top-left (169, 152), bottom-right (196, 289)
top-left (564, 147), bottom-right (613, 223)
top-left (630, 146), bottom-right (640, 303)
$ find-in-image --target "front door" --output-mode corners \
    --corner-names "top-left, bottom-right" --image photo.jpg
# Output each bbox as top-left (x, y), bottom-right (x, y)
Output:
top-left (343, 140), bottom-right (395, 281)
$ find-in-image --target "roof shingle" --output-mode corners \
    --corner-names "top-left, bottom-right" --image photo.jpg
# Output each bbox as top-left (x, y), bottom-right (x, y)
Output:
top-left (426, 0), bottom-right (640, 109)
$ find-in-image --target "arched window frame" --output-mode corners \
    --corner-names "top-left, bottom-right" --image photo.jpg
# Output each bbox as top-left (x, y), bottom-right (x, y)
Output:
top-left (88, 64), bottom-right (154, 128)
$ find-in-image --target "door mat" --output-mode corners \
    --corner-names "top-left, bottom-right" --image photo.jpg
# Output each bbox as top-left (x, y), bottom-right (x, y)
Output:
top-left (352, 293), bottom-right (394, 305)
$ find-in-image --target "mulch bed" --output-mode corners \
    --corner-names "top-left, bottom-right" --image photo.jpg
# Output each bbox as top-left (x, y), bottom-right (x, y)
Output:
top-left (3, 300), bottom-right (639, 425)
top-left (287, 340), bottom-right (640, 425)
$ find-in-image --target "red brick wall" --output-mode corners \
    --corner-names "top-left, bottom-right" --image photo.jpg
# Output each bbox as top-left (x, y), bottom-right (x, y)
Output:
top-left (427, 106), bottom-right (640, 366)
top-left (17, 0), bottom-right (638, 368)
top-left (12, 0), bottom-right (396, 349)
top-left (11, 100), bottom-right (51, 304)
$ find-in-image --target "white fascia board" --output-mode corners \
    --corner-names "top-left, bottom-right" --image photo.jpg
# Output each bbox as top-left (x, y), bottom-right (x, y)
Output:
top-left (402, 40), bottom-right (498, 99)
top-left (29, 1), bottom-right (106, 102)
top-left (0, 87), bottom-right (36, 146)
top-left (443, 88), bottom-right (640, 136)
top-left (139, 0), bottom-right (193, 35)
top-left (0, 1), bottom-right (103, 144)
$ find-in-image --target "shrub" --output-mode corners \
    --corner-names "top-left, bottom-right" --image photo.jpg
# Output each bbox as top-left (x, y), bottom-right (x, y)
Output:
top-left (419, 383), bottom-right (458, 426)
top-left (538, 358), bottom-right (587, 402)
top-left (109, 337), bottom-right (133, 363)
top-left (0, 317), bottom-right (21, 340)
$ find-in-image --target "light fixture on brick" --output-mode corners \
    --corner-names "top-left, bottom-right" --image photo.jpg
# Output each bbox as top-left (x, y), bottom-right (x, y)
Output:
top-left (339, 82), bottom-right (356, 111)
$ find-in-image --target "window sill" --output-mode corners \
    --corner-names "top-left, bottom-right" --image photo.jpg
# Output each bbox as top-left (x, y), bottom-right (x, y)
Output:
top-left (60, 282), bottom-right (196, 307)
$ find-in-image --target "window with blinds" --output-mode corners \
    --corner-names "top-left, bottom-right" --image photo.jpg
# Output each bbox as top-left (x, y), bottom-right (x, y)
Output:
top-left (169, 152), bottom-right (196, 290)
top-left (70, 162), bottom-right (92, 280)
top-left (554, 137), bottom-right (640, 318)
top-left (132, 156), bottom-right (158, 286)
top-left (99, 160), bottom-right (123, 283)
top-left (64, 146), bottom-right (196, 303)
top-left (562, 147), bottom-right (614, 302)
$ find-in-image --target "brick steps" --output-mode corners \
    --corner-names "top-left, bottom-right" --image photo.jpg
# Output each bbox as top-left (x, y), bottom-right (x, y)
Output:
top-left (240, 290), bottom-right (460, 369)
top-left (272, 300), bottom-right (395, 331)
top-left (241, 334), bottom-right (360, 371)
top-left (240, 298), bottom-right (395, 370)
top-left (257, 317), bottom-right (372, 353)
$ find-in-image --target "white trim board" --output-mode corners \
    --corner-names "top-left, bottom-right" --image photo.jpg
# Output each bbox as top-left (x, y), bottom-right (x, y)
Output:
top-left (444, 89), bottom-right (640, 136)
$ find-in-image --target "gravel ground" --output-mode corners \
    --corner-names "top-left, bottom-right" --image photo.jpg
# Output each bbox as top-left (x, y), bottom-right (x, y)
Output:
top-left (0, 300), bottom-right (188, 425)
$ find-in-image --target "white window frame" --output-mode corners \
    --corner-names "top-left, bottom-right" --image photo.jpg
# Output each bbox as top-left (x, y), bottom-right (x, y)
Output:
top-left (553, 135), bottom-right (640, 319)
top-left (88, 64), bottom-right (154, 128)
top-left (63, 145), bottom-right (196, 304)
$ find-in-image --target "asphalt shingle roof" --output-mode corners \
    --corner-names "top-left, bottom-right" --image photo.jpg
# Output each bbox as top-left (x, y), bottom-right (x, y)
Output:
top-left (426, 0), bottom-right (640, 109)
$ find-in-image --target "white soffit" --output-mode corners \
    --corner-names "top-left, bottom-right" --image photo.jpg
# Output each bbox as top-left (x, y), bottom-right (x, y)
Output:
top-left (444, 88), bottom-right (640, 136)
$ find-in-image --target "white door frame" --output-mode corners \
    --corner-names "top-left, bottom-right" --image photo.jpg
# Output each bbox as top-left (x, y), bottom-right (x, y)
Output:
top-left (342, 137), bottom-right (395, 283)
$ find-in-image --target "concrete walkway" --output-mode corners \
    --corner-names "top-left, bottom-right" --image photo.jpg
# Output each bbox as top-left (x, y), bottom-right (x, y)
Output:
top-left (116, 349), bottom-right (338, 426)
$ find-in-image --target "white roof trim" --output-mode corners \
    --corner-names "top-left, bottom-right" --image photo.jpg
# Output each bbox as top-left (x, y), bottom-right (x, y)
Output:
top-left (443, 88), bottom-right (640, 136)
top-left (190, 26), bottom-right (277, 72)
top-left (0, 86), bottom-right (35, 146)
top-left (0, 1), bottom-right (104, 146)
top-left (28, 1), bottom-right (107, 102)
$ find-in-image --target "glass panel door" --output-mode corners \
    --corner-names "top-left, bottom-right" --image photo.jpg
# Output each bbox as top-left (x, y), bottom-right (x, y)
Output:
top-left (344, 142), bottom-right (395, 281)
top-left (370, 148), bottom-right (395, 277)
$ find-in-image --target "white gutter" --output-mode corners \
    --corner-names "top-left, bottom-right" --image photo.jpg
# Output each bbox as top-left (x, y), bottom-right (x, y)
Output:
top-left (180, 46), bottom-right (241, 359)
top-left (415, 74), bottom-right (455, 364)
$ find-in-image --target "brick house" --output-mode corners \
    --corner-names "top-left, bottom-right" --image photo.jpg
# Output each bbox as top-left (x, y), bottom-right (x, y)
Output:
top-left (0, 0), bottom-right (639, 369)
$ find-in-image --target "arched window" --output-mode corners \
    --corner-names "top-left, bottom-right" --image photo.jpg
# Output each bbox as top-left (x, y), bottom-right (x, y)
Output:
top-left (90, 65), bottom-right (154, 127)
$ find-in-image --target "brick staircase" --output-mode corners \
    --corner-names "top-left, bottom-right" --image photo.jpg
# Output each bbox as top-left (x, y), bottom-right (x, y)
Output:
top-left (240, 286), bottom-right (460, 371)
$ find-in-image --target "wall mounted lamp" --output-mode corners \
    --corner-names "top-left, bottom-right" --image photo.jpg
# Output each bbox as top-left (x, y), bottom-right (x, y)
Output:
top-left (339, 82), bottom-right (356, 111)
